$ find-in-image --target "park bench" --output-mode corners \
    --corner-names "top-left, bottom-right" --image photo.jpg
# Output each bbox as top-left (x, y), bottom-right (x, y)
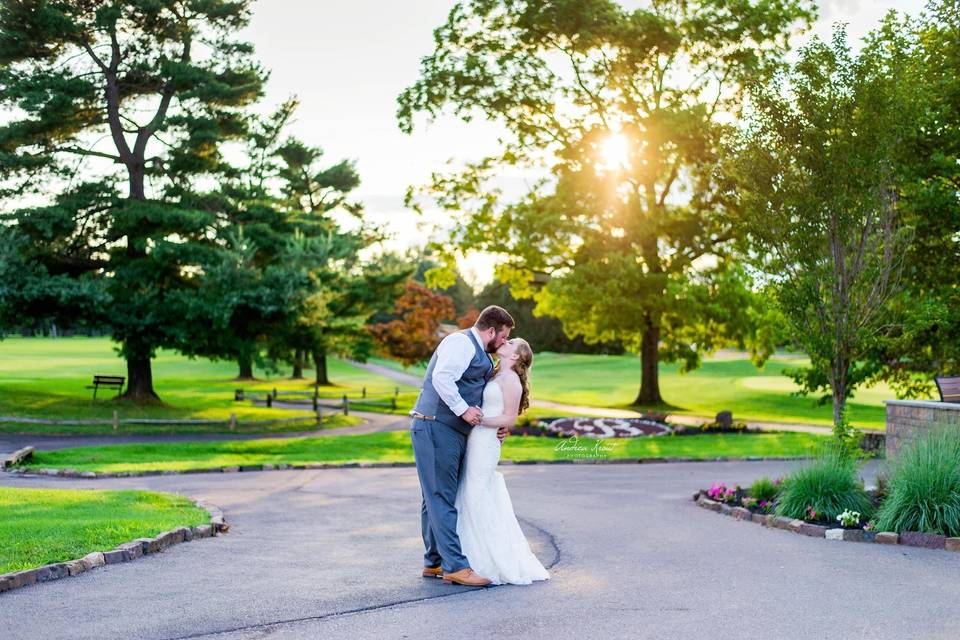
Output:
top-left (935, 376), bottom-right (960, 404)
top-left (87, 375), bottom-right (125, 400)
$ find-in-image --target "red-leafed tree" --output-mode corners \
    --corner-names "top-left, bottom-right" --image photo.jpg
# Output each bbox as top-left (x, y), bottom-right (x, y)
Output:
top-left (457, 306), bottom-right (479, 329)
top-left (370, 281), bottom-right (456, 366)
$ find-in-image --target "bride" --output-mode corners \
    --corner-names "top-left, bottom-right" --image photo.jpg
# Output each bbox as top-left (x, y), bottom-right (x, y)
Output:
top-left (453, 337), bottom-right (550, 586)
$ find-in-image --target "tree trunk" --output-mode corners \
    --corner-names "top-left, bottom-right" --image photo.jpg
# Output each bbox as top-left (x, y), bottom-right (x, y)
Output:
top-left (831, 356), bottom-right (849, 432)
top-left (633, 323), bottom-right (663, 405)
top-left (122, 354), bottom-right (160, 403)
top-left (314, 351), bottom-right (330, 386)
top-left (291, 350), bottom-right (305, 379)
top-left (237, 351), bottom-right (255, 380)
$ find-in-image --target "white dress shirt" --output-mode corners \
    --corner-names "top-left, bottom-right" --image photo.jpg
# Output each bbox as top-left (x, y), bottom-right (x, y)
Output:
top-left (431, 326), bottom-right (488, 417)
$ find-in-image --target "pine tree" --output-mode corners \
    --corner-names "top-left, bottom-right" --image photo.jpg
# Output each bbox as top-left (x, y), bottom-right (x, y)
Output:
top-left (0, 1), bottom-right (265, 401)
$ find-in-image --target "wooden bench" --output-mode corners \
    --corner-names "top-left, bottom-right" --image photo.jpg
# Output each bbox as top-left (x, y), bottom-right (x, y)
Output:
top-left (86, 375), bottom-right (125, 400)
top-left (935, 376), bottom-right (960, 404)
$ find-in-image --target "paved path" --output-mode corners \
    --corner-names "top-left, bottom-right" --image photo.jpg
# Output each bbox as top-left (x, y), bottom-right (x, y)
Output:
top-left (348, 360), bottom-right (835, 434)
top-left (0, 410), bottom-right (408, 454)
top-left (4, 460), bottom-right (960, 639)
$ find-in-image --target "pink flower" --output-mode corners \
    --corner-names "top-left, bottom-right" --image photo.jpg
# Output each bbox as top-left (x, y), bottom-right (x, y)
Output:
top-left (707, 482), bottom-right (727, 500)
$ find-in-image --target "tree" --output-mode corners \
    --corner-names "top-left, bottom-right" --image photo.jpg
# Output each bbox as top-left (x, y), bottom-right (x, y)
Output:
top-left (475, 281), bottom-right (623, 353)
top-left (175, 100), bottom-right (302, 380)
top-left (370, 280), bottom-right (456, 367)
top-left (269, 140), bottom-right (407, 385)
top-left (399, 0), bottom-right (813, 405)
top-left (728, 25), bottom-right (921, 432)
top-left (861, 1), bottom-right (960, 397)
top-left (413, 257), bottom-right (476, 317)
top-left (0, 1), bottom-right (265, 401)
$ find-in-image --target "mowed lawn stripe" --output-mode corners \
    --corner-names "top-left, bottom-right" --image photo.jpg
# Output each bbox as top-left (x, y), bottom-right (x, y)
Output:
top-left (0, 487), bottom-right (210, 573)
top-left (18, 431), bottom-right (827, 474)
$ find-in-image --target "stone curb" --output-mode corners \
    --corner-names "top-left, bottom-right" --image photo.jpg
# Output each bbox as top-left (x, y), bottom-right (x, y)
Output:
top-left (0, 498), bottom-right (227, 595)
top-left (693, 491), bottom-right (959, 553)
top-left (7, 455), bottom-right (816, 479)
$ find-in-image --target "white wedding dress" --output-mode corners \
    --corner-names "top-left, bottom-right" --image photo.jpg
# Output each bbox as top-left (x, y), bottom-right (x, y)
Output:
top-left (455, 378), bottom-right (550, 585)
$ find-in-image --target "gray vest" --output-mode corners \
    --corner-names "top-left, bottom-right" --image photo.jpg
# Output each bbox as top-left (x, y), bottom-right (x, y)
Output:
top-left (414, 329), bottom-right (493, 435)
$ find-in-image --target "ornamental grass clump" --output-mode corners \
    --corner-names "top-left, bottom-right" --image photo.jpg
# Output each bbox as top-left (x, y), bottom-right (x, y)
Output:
top-left (774, 446), bottom-right (872, 523)
top-left (748, 476), bottom-right (781, 503)
top-left (873, 427), bottom-right (960, 537)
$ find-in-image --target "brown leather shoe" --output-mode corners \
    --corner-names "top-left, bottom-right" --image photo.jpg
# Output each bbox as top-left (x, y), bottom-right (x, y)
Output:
top-left (442, 568), bottom-right (492, 586)
top-left (421, 566), bottom-right (443, 578)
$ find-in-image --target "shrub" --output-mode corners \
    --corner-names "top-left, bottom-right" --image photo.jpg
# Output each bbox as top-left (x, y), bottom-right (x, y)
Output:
top-left (748, 476), bottom-right (780, 503)
top-left (774, 446), bottom-right (873, 522)
top-left (873, 427), bottom-right (960, 536)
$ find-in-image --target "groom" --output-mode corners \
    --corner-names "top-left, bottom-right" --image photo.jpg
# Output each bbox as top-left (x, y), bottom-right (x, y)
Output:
top-left (409, 305), bottom-right (515, 586)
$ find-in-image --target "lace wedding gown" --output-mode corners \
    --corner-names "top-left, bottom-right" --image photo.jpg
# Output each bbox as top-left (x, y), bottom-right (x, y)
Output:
top-left (455, 378), bottom-right (550, 585)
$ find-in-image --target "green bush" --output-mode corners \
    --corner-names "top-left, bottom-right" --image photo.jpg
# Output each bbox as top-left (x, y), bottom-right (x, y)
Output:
top-left (873, 427), bottom-right (960, 536)
top-left (748, 476), bottom-right (781, 503)
top-left (775, 446), bottom-right (873, 522)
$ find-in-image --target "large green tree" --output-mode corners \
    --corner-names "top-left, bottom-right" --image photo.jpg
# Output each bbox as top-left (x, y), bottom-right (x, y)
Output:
top-left (174, 99), bottom-right (308, 381)
top-left (399, 0), bottom-right (813, 405)
top-left (0, 0), bottom-right (264, 401)
top-left (268, 140), bottom-right (407, 386)
top-left (728, 24), bottom-right (923, 431)
top-left (862, 1), bottom-right (960, 397)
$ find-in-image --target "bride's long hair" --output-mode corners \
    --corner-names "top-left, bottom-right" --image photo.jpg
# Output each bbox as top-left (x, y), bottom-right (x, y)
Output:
top-left (494, 338), bottom-right (533, 415)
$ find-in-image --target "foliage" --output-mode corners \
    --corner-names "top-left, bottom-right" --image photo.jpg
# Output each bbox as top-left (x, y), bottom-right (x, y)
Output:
top-left (398, 0), bottom-right (815, 405)
top-left (263, 141), bottom-right (408, 384)
top-left (174, 100), bottom-right (306, 379)
top-left (0, 1), bottom-right (266, 400)
top-left (370, 281), bottom-right (456, 366)
top-left (874, 427), bottom-right (960, 536)
top-left (728, 23), bottom-right (923, 429)
top-left (476, 281), bottom-right (623, 354)
top-left (861, 1), bottom-right (960, 396)
top-left (748, 476), bottom-right (782, 503)
top-left (774, 446), bottom-right (873, 522)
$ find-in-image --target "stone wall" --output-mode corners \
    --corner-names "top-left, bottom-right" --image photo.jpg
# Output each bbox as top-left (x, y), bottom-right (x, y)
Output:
top-left (886, 400), bottom-right (960, 459)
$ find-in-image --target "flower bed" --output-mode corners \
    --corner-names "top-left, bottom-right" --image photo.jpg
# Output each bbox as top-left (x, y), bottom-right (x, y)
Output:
top-left (691, 489), bottom-right (960, 548)
top-left (693, 436), bottom-right (960, 553)
top-left (512, 416), bottom-right (673, 438)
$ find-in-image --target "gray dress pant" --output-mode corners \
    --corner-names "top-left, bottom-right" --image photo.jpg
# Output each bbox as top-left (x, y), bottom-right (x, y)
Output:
top-left (410, 418), bottom-right (470, 573)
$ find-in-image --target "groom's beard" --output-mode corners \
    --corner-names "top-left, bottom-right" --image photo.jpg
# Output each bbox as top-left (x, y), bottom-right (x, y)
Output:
top-left (485, 338), bottom-right (498, 353)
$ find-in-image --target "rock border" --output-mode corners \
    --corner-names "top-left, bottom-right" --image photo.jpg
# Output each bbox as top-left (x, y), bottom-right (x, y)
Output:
top-left (692, 490), bottom-right (960, 553)
top-left (0, 498), bottom-right (228, 595)
top-left (6, 455), bottom-right (817, 479)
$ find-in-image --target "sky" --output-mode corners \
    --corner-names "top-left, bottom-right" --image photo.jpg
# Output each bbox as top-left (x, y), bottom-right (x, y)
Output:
top-left (241, 0), bottom-right (929, 287)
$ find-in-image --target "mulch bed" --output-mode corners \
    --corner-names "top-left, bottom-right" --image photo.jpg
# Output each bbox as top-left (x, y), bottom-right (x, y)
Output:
top-left (692, 489), bottom-right (960, 552)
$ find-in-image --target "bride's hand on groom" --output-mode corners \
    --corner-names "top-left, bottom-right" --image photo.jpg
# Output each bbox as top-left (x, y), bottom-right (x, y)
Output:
top-left (496, 426), bottom-right (509, 442)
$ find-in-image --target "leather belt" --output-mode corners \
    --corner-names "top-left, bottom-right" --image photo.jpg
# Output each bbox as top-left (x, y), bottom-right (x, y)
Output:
top-left (409, 411), bottom-right (436, 421)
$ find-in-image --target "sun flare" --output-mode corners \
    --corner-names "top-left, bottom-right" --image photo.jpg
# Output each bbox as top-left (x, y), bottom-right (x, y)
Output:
top-left (598, 132), bottom-right (630, 171)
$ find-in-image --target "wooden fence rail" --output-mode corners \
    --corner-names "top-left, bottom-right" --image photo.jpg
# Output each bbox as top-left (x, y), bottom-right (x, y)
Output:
top-left (235, 387), bottom-right (401, 414)
top-left (0, 413), bottom-right (324, 430)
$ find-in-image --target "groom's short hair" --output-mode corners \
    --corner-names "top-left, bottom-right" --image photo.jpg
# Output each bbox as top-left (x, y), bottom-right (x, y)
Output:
top-left (475, 305), bottom-right (515, 332)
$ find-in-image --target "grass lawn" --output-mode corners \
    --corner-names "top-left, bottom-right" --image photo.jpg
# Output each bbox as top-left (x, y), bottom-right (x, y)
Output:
top-left (373, 354), bottom-right (894, 430)
top-left (18, 430), bottom-right (827, 474)
top-left (0, 336), bottom-right (416, 433)
top-left (0, 487), bottom-right (209, 573)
